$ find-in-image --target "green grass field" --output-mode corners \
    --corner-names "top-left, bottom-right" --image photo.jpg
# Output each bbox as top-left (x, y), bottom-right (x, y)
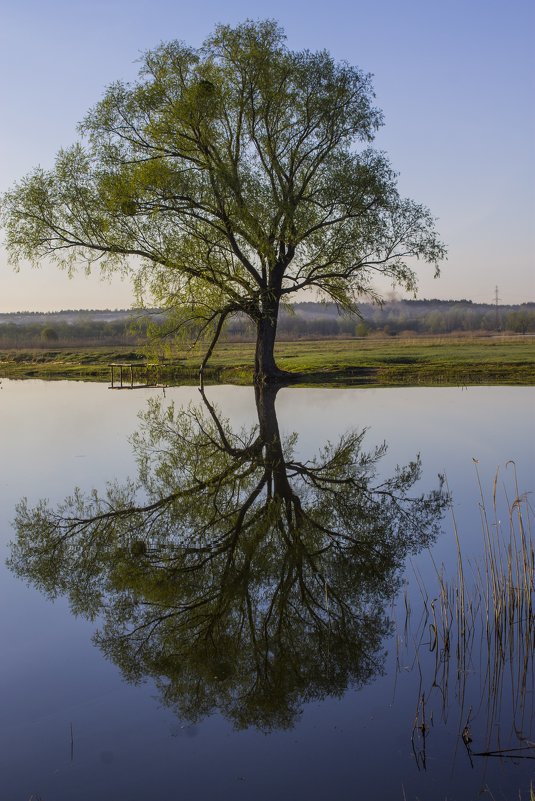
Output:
top-left (1, 335), bottom-right (534, 385)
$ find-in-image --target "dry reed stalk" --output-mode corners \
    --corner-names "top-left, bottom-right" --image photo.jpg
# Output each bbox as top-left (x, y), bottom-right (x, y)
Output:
top-left (400, 461), bottom-right (534, 756)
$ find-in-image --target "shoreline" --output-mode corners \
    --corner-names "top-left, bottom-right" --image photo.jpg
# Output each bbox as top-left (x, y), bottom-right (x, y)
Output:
top-left (1, 336), bottom-right (534, 386)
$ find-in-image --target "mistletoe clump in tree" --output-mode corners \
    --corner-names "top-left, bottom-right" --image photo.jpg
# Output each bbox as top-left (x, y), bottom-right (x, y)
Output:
top-left (1, 20), bottom-right (445, 382)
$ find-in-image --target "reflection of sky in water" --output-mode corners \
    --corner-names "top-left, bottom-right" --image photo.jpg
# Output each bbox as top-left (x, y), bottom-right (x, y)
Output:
top-left (2, 381), bottom-right (533, 500)
top-left (0, 380), bottom-right (533, 801)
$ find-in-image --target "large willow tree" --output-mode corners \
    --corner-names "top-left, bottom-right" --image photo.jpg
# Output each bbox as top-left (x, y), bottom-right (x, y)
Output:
top-left (1, 20), bottom-right (445, 381)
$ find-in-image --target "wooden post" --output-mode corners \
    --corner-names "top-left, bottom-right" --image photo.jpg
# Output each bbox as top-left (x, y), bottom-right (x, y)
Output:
top-left (109, 362), bottom-right (161, 389)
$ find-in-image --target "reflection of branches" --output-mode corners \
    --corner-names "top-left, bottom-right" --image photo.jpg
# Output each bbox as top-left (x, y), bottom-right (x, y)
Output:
top-left (10, 386), bottom-right (447, 730)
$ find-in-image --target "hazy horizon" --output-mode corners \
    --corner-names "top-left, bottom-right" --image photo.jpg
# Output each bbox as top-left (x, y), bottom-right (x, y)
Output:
top-left (2, 295), bottom-right (534, 316)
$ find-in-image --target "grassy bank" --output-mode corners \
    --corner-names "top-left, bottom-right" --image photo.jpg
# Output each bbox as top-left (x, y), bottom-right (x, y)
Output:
top-left (0, 335), bottom-right (534, 385)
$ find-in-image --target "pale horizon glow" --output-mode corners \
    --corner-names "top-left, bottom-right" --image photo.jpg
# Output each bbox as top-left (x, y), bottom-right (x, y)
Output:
top-left (1, 0), bottom-right (533, 312)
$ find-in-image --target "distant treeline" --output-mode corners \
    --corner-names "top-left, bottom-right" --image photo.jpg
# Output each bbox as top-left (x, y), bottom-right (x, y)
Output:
top-left (0, 316), bottom-right (149, 348)
top-left (1, 300), bottom-right (534, 347)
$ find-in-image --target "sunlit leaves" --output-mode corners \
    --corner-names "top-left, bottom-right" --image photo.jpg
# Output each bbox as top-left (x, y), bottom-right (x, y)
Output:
top-left (1, 19), bottom-right (445, 332)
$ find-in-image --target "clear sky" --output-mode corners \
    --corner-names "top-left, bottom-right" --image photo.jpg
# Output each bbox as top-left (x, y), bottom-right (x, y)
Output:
top-left (1, 0), bottom-right (533, 311)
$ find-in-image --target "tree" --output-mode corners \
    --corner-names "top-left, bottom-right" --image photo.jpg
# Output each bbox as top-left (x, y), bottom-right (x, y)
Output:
top-left (1, 20), bottom-right (446, 382)
top-left (40, 326), bottom-right (59, 342)
top-left (9, 386), bottom-right (447, 729)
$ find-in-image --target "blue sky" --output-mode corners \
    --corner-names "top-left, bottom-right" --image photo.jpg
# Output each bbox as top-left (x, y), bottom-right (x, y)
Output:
top-left (1, 0), bottom-right (533, 310)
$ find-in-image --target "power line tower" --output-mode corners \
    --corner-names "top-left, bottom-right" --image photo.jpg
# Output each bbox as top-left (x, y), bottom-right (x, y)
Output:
top-left (494, 285), bottom-right (500, 331)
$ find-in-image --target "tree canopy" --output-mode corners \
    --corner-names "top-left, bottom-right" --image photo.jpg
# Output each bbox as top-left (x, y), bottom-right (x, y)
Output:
top-left (1, 20), bottom-right (446, 381)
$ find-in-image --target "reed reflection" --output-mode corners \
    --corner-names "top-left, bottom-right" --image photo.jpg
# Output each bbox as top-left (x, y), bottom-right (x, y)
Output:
top-left (10, 386), bottom-right (447, 730)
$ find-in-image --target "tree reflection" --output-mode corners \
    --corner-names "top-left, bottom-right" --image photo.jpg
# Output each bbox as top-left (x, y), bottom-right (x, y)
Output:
top-left (10, 386), bottom-right (448, 730)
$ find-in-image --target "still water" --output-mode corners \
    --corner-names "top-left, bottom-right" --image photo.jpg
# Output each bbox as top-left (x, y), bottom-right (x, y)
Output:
top-left (0, 380), bottom-right (534, 800)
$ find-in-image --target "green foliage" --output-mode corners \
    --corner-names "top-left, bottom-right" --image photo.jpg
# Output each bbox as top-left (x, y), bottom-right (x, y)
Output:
top-left (9, 387), bottom-right (448, 729)
top-left (40, 326), bottom-right (58, 342)
top-left (505, 310), bottom-right (535, 334)
top-left (1, 20), bottom-right (445, 378)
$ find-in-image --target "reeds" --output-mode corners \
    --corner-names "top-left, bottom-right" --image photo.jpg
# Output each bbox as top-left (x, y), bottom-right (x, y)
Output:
top-left (401, 461), bottom-right (535, 760)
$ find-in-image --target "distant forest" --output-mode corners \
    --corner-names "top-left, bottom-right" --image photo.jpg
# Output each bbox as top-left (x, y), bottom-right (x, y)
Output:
top-left (1, 300), bottom-right (534, 348)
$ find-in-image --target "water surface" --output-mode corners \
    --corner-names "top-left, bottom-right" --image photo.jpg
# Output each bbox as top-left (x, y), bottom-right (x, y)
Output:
top-left (1, 380), bottom-right (533, 800)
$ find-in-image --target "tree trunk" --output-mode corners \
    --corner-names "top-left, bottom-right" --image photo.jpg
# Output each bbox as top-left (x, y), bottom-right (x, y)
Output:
top-left (254, 294), bottom-right (288, 383)
top-left (255, 384), bottom-right (303, 526)
top-left (255, 383), bottom-right (281, 445)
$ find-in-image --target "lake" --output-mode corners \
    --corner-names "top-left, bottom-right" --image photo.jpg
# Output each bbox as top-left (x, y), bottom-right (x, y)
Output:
top-left (1, 379), bottom-right (534, 800)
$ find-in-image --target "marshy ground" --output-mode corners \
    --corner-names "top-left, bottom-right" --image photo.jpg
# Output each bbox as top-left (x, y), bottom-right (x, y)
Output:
top-left (1, 334), bottom-right (534, 385)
